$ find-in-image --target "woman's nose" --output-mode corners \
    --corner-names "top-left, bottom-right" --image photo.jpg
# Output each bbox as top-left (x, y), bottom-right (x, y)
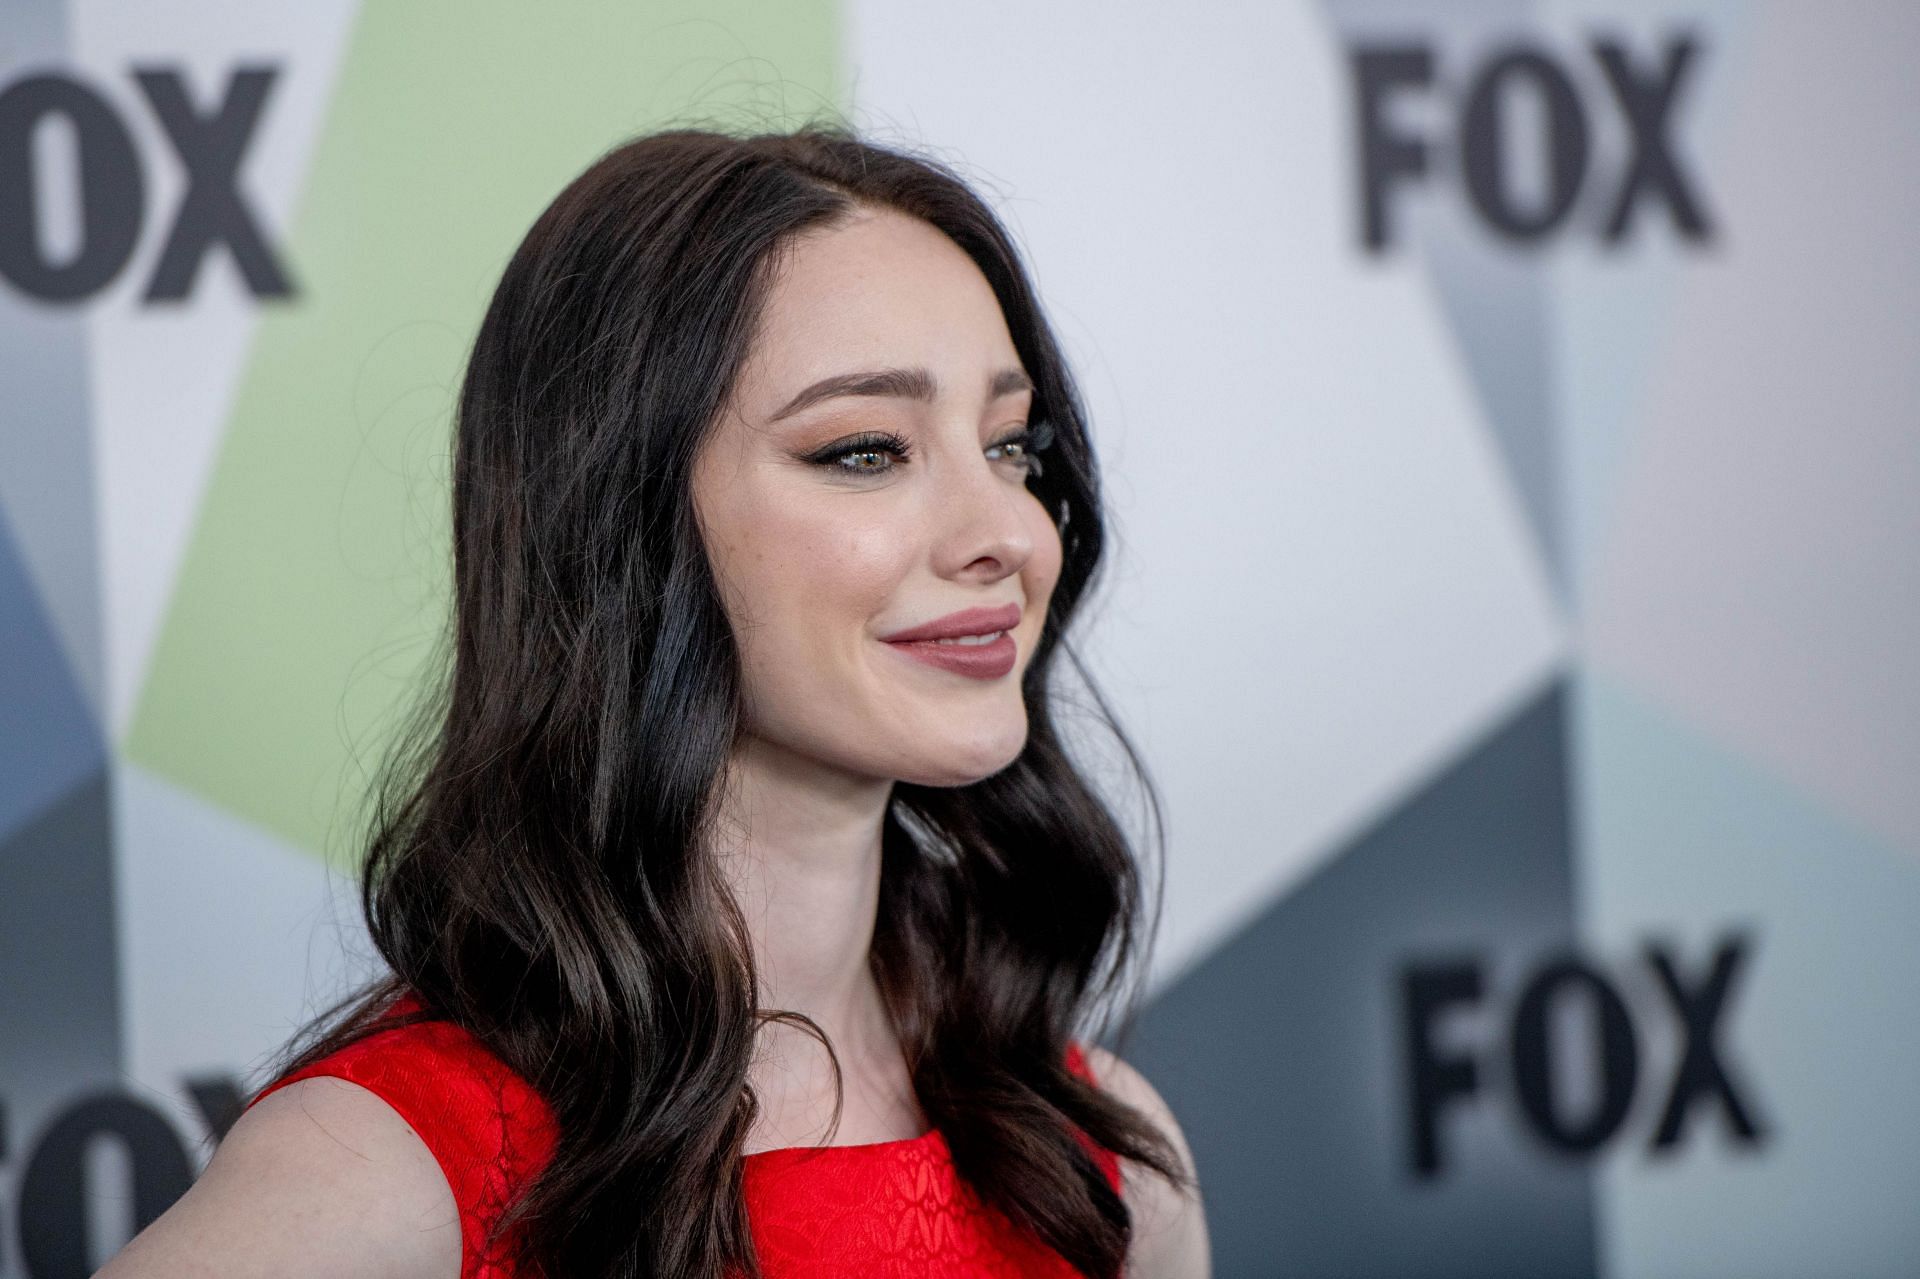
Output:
top-left (929, 443), bottom-right (1035, 580)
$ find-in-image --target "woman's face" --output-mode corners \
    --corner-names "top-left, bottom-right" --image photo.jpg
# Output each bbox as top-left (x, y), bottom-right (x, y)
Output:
top-left (693, 205), bottom-right (1064, 789)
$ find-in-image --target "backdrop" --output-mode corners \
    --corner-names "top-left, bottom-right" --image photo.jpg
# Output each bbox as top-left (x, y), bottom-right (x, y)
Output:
top-left (3, 2), bottom-right (1916, 1275)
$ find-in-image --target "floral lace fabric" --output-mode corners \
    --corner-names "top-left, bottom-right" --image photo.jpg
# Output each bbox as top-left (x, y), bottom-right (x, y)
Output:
top-left (741, 1051), bottom-right (1121, 1278)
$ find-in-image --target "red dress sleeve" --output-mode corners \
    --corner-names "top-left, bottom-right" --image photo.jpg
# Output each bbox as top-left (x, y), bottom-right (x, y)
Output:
top-left (247, 998), bottom-right (556, 1279)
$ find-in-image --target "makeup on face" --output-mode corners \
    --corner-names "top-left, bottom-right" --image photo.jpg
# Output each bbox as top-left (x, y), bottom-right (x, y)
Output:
top-left (692, 206), bottom-right (1065, 787)
top-left (878, 602), bottom-right (1022, 680)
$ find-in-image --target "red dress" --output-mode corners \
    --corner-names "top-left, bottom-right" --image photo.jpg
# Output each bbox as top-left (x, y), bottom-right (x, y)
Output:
top-left (247, 996), bottom-right (1123, 1278)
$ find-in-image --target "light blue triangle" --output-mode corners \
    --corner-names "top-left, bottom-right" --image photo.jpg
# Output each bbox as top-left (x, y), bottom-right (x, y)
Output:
top-left (1572, 669), bottom-right (1920, 1277)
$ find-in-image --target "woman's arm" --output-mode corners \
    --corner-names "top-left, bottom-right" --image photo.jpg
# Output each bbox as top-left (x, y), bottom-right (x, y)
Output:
top-left (1081, 1046), bottom-right (1212, 1279)
top-left (93, 1077), bottom-right (461, 1279)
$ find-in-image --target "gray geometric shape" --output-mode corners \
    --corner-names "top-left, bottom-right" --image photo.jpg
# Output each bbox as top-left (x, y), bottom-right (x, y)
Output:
top-left (0, 0), bottom-right (107, 724)
top-left (1583, 0), bottom-right (1920, 861)
top-left (0, 769), bottom-right (122, 1150)
top-left (1321, 0), bottom-right (1570, 602)
top-left (1117, 678), bottom-right (1592, 1278)
top-left (1421, 216), bottom-right (1562, 598)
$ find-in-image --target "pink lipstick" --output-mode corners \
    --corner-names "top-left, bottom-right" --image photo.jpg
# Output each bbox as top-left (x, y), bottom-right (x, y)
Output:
top-left (880, 603), bottom-right (1021, 680)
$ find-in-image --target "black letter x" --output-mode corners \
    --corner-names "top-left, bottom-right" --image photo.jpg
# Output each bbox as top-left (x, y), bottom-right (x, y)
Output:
top-left (1592, 35), bottom-right (1714, 244)
top-left (1646, 934), bottom-right (1767, 1149)
top-left (135, 66), bottom-right (294, 301)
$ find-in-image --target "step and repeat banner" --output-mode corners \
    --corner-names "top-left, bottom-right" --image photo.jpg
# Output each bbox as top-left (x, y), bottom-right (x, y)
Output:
top-left (2, 1), bottom-right (1916, 1275)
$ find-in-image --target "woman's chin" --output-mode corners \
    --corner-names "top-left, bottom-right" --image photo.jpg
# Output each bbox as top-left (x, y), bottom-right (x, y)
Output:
top-left (893, 721), bottom-right (1029, 788)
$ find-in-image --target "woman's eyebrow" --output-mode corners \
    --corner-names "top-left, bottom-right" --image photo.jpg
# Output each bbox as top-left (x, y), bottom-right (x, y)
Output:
top-left (770, 367), bottom-right (1033, 422)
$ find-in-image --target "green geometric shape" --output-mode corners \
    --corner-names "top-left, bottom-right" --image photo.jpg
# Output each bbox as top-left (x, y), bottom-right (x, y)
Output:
top-left (129, 2), bottom-right (842, 867)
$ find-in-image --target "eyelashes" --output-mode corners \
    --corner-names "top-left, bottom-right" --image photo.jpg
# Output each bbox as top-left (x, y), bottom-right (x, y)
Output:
top-left (806, 421), bottom-right (1055, 480)
top-left (805, 429), bottom-right (913, 475)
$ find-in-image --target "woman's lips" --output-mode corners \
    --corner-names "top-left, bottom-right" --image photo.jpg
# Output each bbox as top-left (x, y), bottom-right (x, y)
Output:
top-left (878, 602), bottom-right (1022, 644)
top-left (882, 630), bottom-right (1017, 679)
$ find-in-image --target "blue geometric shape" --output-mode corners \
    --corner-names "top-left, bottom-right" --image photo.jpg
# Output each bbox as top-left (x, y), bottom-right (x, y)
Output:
top-left (0, 768), bottom-right (121, 1153)
top-left (0, 509), bottom-right (104, 844)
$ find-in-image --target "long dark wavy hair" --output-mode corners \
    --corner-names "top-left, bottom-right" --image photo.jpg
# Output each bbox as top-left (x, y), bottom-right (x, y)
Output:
top-left (263, 122), bottom-right (1186, 1279)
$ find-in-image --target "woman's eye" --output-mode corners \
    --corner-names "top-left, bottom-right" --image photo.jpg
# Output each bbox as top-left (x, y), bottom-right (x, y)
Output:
top-left (809, 431), bottom-right (911, 477)
top-left (807, 421), bottom-right (1052, 480)
top-left (987, 424), bottom-right (1050, 479)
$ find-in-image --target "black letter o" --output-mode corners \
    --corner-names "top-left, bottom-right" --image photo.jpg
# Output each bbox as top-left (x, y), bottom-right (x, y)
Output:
top-left (19, 1094), bottom-right (193, 1278)
top-left (0, 74), bottom-right (145, 302)
top-left (1510, 958), bottom-right (1639, 1152)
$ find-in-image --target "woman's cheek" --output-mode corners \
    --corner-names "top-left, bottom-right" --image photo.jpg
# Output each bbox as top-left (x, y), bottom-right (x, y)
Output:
top-left (832, 517), bottom-right (918, 599)
top-left (1025, 504), bottom-right (1065, 596)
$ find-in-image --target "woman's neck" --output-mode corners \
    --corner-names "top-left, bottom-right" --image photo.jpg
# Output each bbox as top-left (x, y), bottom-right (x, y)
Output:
top-left (712, 733), bottom-right (895, 1059)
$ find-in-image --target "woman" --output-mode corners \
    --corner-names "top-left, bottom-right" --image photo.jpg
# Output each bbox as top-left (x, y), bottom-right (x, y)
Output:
top-left (100, 124), bottom-right (1209, 1279)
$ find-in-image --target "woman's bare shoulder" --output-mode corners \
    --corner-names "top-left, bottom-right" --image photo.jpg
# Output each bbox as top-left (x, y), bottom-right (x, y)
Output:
top-left (94, 1075), bottom-right (461, 1279)
top-left (1078, 1045), bottom-right (1213, 1279)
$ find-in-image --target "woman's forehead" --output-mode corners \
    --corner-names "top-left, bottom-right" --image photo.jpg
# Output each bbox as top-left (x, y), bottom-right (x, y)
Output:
top-left (739, 209), bottom-right (1019, 416)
